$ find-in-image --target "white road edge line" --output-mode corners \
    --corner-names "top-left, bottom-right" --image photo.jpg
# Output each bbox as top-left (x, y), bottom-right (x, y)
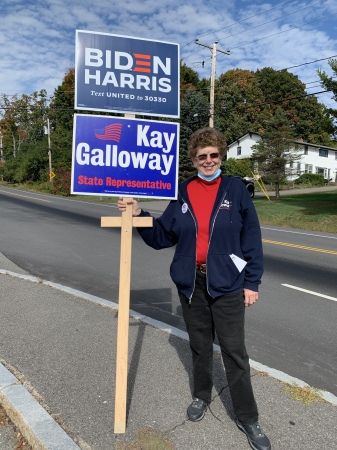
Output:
top-left (282, 284), bottom-right (337, 302)
top-left (261, 227), bottom-right (337, 239)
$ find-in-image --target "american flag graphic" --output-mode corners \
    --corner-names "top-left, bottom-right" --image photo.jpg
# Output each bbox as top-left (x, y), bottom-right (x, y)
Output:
top-left (95, 123), bottom-right (123, 141)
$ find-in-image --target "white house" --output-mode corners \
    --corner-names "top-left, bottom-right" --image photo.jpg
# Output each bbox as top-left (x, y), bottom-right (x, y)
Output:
top-left (227, 132), bottom-right (337, 182)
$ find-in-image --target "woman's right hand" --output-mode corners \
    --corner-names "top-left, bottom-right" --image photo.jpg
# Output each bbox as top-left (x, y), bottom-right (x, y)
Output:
top-left (117, 197), bottom-right (142, 216)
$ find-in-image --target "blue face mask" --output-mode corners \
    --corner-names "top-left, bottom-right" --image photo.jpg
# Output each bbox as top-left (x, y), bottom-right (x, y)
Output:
top-left (198, 168), bottom-right (221, 182)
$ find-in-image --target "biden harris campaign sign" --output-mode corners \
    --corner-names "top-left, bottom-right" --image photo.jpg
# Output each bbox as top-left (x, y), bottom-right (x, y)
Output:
top-left (75, 31), bottom-right (180, 118)
top-left (71, 114), bottom-right (179, 200)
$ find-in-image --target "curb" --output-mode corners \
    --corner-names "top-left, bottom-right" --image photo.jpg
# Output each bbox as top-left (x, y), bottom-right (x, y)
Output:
top-left (0, 364), bottom-right (80, 450)
top-left (1, 269), bottom-right (337, 450)
top-left (1, 269), bottom-right (337, 408)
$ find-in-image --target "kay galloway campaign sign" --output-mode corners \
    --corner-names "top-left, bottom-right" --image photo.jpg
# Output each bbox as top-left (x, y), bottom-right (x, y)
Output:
top-left (71, 114), bottom-right (179, 200)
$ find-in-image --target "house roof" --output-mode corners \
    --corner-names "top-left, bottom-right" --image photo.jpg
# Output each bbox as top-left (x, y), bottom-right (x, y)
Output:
top-left (228, 132), bottom-right (261, 146)
top-left (294, 140), bottom-right (337, 151)
top-left (229, 132), bottom-right (337, 151)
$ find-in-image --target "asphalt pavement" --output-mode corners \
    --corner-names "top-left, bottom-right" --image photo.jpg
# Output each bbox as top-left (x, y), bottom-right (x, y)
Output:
top-left (1, 187), bottom-right (337, 450)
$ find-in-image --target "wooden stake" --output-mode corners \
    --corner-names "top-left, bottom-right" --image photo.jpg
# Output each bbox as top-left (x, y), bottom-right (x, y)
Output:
top-left (101, 202), bottom-right (152, 434)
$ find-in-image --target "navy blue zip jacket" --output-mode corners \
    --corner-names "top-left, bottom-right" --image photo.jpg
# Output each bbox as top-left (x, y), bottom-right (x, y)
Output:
top-left (137, 175), bottom-right (264, 300)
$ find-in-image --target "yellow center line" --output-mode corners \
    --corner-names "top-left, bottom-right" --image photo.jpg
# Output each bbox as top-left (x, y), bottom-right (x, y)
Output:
top-left (0, 189), bottom-right (52, 203)
top-left (262, 239), bottom-right (337, 255)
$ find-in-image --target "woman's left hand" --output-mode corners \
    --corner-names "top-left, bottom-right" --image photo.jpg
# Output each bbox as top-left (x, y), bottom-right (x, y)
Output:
top-left (117, 197), bottom-right (141, 216)
top-left (243, 288), bottom-right (259, 307)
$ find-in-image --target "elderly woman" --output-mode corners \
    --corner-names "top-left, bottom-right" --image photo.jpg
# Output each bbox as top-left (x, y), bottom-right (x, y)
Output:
top-left (118, 127), bottom-right (270, 450)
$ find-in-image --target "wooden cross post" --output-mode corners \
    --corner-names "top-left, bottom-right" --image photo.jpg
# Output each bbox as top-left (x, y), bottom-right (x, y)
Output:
top-left (101, 201), bottom-right (152, 434)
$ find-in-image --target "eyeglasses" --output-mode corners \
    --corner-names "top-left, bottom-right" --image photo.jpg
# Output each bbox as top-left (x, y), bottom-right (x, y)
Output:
top-left (194, 152), bottom-right (220, 161)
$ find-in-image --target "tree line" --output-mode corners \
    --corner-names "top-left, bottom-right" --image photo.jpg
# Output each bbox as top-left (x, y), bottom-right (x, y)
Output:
top-left (0, 60), bottom-right (336, 195)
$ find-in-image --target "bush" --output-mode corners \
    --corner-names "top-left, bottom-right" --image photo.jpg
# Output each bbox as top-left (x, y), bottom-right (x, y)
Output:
top-left (295, 173), bottom-right (325, 187)
top-left (1, 143), bottom-right (49, 183)
top-left (223, 158), bottom-right (253, 177)
top-left (51, 169), bottom-right (71, 196)
top-left (2, 156), bottom-right (23, 183)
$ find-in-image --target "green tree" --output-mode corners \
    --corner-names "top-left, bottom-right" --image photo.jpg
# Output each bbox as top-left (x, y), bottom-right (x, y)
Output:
top-left (222, 158), bottom-right (253, 178)
top-left (318, 58), bottom-right (337, 101)
top-left (214, 67), bottom-right (335, 146)
top-left (0, 91), bottom-right (48, 159)
top-left (0, 91), bottom-right (50, 183)
top-left (215, 69), bottom-right (269, 144)
top-left (179, 88), bottom-right (210, 181)
top-left (255, 68), bottom-right (334, 144)
top-left (180, 62), bottom-right (200, 97)
top-left (0, 94), bottom-right (27, 158)
top-left (1, 139), bottom-right (49, 183)
top-left (49, 68), bottom-right (75, 174)
top-left (252, 108), bottom-right (301, 199)
top-left (318, 58), bottom-right (337, 141)
top-left (50, 68), bottom-right (75, 131)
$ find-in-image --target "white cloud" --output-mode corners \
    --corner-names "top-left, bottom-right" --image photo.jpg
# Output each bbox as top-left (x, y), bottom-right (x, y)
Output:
top-left (0, 0), bottom-right (336, 110)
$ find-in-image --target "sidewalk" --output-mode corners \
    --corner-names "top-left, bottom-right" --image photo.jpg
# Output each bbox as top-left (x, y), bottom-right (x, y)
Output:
top-left (254, 184), bottom-right (337, 197)
top-left (1, 251), bottom-right (337, 450)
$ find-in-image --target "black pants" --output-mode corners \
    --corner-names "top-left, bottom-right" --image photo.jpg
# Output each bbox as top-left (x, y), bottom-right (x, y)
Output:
top-left (179, 271), bottom-right (258, 424)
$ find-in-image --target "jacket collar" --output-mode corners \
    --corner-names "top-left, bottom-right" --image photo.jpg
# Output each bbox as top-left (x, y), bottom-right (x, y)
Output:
top-left (178, 175), bottom-right (233, 204)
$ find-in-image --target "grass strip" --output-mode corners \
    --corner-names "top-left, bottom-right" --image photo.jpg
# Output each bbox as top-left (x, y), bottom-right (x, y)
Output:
top-left (253, 191), bottom-right (337, 233)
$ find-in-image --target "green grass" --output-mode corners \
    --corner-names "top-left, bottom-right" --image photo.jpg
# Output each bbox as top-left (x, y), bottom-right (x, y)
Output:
top-left (282, 383), bottom-right (325, 405)
top-left (0, 181), bottom-right (119, 203)
top-left (253, 190), bottom-right (337, 233)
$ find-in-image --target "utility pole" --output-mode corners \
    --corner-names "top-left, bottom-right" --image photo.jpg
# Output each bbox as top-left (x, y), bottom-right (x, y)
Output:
top-left (47, 118), bottom-right (53, 185)
top-left (0, 131), bottom-right (3, 162)
top-left (195, 39), bottom-right (230, 128)
top-left (0, 131), bottom-right (3, 181)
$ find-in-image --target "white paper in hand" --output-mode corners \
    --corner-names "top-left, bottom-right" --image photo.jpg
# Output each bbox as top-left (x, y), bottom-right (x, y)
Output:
top-left (229, 254), bottom-right (247, 272)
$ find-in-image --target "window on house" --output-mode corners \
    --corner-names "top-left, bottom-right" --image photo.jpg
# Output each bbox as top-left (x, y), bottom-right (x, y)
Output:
top-left (305, 164), bottom-right (313, 173)
top-left (316, 167), bottom-right (330, 178)
top-left (319, 148), bottom-right (328, 157)
top-left (237, 146), bottom-right (241, 156)
top-left (304, 145), bottom-right (308, 155)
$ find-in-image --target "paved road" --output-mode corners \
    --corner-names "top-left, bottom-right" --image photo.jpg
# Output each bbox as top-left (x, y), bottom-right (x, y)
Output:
top-left (1, 185), bottom-right (337, 449)
top-left (1, 185), bottom-right (337, 395)
top-left (1, 252), bottom-right (337, 450)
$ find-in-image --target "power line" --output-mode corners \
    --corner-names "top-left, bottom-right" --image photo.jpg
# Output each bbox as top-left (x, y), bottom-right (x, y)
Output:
top-left (187, 50), bottom-right (337, 81)
top-left (183, 11), bottom-right (337, 93)
top-left (216, 0), bottom-right (326, 47)
top-left (218, 89), bottom-right (334, 116)
top-left (1, 57), bottom-right (336, 113)
top-left (182, 0), bottom-right (327, 61)
top-left (279, 55), bottom-right (337, 72)
top-left (306, 75), bottom-right (337, 85)
top-left (218, 11), bottom-right (337, 58)
top-left (0, 90), bottom-right (336, 128)
top-left (182, 0), bottom-right (317, 53)
top-left (0, 85), bottom-right (336, 113)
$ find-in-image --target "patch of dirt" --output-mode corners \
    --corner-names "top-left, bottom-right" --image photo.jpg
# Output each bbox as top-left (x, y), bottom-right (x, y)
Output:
top-left (0, 405), bottom-right (32, 450)
top-left (115, 427), bottom-right (176, 450)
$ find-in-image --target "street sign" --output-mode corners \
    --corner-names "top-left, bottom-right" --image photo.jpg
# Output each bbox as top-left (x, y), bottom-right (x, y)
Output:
top-left (71, 114), bottom-right (179, 199)
top-left (75, 30), bottom-right (180, 118)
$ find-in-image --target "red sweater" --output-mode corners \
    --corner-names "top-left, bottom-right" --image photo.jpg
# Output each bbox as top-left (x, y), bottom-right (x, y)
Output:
top-left (187, 176), bottom-right (221, 264)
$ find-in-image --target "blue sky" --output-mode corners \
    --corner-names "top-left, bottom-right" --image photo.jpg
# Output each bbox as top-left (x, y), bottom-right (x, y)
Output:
top-left (1, 0), bottom-right (337, 108)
